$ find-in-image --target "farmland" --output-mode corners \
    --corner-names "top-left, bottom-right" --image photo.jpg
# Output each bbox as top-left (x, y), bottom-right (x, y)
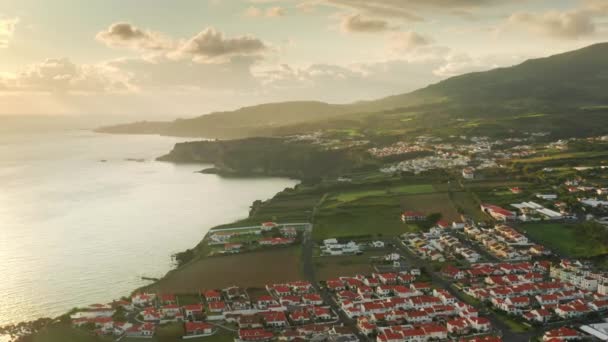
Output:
top-left (400, 193), bottom-right (461, 221)
top-left (519, 223), bottom-right (608, 258)
top-left (32, 324), bottom-right (110, 342)
top-left (314, 253), bottom-right (380, 280)
top-left (144, 246), bottom-right (302, 293)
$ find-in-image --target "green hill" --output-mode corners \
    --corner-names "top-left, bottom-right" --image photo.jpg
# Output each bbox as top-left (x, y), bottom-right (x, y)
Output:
top-left (98, 42), bottom-right (608, 139)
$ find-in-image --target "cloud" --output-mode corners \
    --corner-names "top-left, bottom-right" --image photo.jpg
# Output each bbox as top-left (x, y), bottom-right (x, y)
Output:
top-left (267, 6), bottom-right (287, 17)
top-left (388, 31), bottom-right (432, 52)
top-left (174, 27), bottom-right (268, 63)
top-left (0, 58), bottom-right (133, 94)
top-left (300, 0), bottom-right (519, 21)
top-left (107, 55), bottom-right (259, 91)
top-left (96, 23), bottom-right (270, 64)
top-left (508, 10), bottom-right (596, 39)
top-left (433, 53), bottom-right (526, 77)
top-left (254, 57), bottom-right (451, 103)
top-left (0, 17), bottom-right (19, 48)
top-left (340, 14), bottom-right (393, 33)
top-left (96, 22), bottom-right (173, 51)
top-left (245, 6), bottom-right (287, 17)
top-left (584, 0), bottom-right (608, 15)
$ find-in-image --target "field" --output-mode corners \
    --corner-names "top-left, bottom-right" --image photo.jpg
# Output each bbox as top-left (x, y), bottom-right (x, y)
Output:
top-left (313, 193), bottom-right (420, 240)
top-left (312, 180), bottom-right (463, 241)
top-left (32, 324), bottom-right (111, 342)
top-left (510, 150), bottom-right (608, 164)
top-left (324, 183), bottom-right (436, 208)
top-left (214, 187), bottom-right (323, 229)
top-left (330, 184), bottom-right (435, 203)
top-left (145, 246), bottom-right (302, 293)
top-left (449, 191), bottom-right (486, 221)
top-left (519, 223), bottom-right (608, 258)
top-left (400, 193), bottom-right (461, 221)
top-left (314, 250), bottom-right (388, 280)
top-left (314, 255), bottom-right (375, 280)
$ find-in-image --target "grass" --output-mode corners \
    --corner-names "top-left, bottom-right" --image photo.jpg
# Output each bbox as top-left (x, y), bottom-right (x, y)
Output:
top-left (493, 311), bottom-right (531, 333)
top-left (314, 254), bottom-right (379, 280)
top-left (400, 193), bottom-right (461, 221)
top-left (313, 194), bottom-right (418, 240)
top-left (449, 191), bottom-right (486, 221)
top-left (313, 180), bottom-right (459, 240)
top-left (145, 246), bottom-right (302, 293)
top-left (327, 183), bottom-right (435, 205)
top-left (519, 223), bottom-right (608, 258)
top-left (391, 184), bottom-right (436, 194)
top-left (511, 150), bottom-right (608, 164)
top-left (122, 322), bottom-right (229, 342)
top-left (215, 187), bottom-right (323, 229)
top-left (332, 189), bottom-right (389, 203)
top-left (32, 324), bottom-right (111, 342)
top-left (176, 294), bottom-right (201, 305)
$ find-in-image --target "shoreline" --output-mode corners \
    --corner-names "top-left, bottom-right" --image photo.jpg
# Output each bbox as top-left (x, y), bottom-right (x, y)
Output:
top-left (0, 169), bottom-right (300, 340)
top-left (0, 129), bottom-right (300, 339)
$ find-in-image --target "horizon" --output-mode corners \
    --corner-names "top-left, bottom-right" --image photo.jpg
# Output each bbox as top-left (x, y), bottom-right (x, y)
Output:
top-left (1, 0), bottom-right (607, 119)
top-left (2, 2), bottom-right (608, 340)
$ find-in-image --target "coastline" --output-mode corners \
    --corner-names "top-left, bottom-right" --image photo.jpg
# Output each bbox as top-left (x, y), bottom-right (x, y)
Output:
top-left (1, 180), bottom-right (299, 341)
top-left (0, 133), bottom-right (300, 340)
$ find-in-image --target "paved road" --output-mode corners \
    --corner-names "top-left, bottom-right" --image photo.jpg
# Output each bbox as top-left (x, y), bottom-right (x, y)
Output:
top-left (450, 231), bottom-right (501, 263)
top-left (299, 216), bottom-right (536, 342)
top-left (392, 237), bottom-right (535, 342)
top-left (300, 226), bottom-right (370, 342)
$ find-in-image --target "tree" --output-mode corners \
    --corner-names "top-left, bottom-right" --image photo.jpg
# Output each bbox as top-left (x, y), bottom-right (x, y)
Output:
top-left (173, 249), bottom-right (195, 267)
top-left (112, 307), bottom-right (127, 322)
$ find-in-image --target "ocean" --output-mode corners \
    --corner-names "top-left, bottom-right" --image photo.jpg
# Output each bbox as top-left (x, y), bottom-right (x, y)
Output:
top-left (0, 123), bottom-right (297, 326)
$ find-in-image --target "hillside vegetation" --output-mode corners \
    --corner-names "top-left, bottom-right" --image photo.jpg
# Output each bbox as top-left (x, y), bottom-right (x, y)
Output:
top-left (158, 137), bottom-right (378, 180)
top-left (98, 43), bottom-right (608, 139)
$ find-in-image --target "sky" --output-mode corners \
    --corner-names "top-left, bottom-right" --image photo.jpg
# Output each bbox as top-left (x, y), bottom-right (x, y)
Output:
top-left (0, 0), bottom-right (607, 120)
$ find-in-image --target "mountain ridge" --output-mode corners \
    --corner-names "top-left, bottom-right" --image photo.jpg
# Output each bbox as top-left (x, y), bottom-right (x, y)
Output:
top-left (97, 42), bottom-right (608, 139)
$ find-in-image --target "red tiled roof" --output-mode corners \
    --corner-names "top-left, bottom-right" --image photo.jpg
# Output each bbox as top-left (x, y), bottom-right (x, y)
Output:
top-left (185, 322), bottom-right (213, 333)
top-left (239, 329), bottom-right (274, 340)
top-left (203, 290), bottom-right (221, 298)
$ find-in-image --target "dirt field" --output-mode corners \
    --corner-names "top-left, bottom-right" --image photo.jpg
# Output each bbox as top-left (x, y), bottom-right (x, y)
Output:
top-left (313, 252), bottom-right (386, 280)
top-left (146, 247), bottom-right (302, 293)
top-left (400, 193), bottom-right (461, 221)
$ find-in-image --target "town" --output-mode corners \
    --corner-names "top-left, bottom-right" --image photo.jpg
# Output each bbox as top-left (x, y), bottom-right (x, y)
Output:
top-left (67, 213), bottom-right (608, 342)
top-left (60, 133), bottom-right (608, 342)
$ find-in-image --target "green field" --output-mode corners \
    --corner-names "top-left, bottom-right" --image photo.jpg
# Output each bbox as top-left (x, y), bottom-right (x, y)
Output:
top-left (328, 183), bottom-right (435, 205)
top-left (314, 252), bottom-right (385, 280)
top-left (519, 223), bottom-right (608, 258)
top-left (214, 186), bottom-right (323, 230)
top-left (391, 184), bottom-right (436, 194)
top-left (400, 193), bottom-right (461, 221)
top-left (449, 191), bottom-right (486, 221)
top-left (32, 324), bottom-right (110, 342)
top-left (146, 246), bottom-right (303, 293)
top-left (313, 194), bottom-right (414, 240)
top-left (313, 181), bottom-right (460, 240)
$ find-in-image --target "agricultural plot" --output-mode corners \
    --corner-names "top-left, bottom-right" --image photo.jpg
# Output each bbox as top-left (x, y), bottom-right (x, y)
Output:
top-left (32, 324), bottom-right (111, 342)
top-left (400, 193), bottom-right (461, 221)
top-left (145, 247), bottom-right (302, 293)
top-left (519, 223), bottom-right (608, 258)
top-left (449, 191), bottom-right (486, 221)
top-left (313, 193), bottom-right (421, 240)
top-left (326, 183), bottom-right (436, 207)
top-left (314, 254), bottom-right (376, 280)
top-left (216, 190), bottom-right (322, 229)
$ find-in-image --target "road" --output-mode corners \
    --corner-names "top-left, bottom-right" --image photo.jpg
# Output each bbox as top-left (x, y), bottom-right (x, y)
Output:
top-left (299, 216), bottom-right (537, 342)
top-left (300, 225), bottom-right (370, 342)
top-left (391, 237), bottom-right (535, 342)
